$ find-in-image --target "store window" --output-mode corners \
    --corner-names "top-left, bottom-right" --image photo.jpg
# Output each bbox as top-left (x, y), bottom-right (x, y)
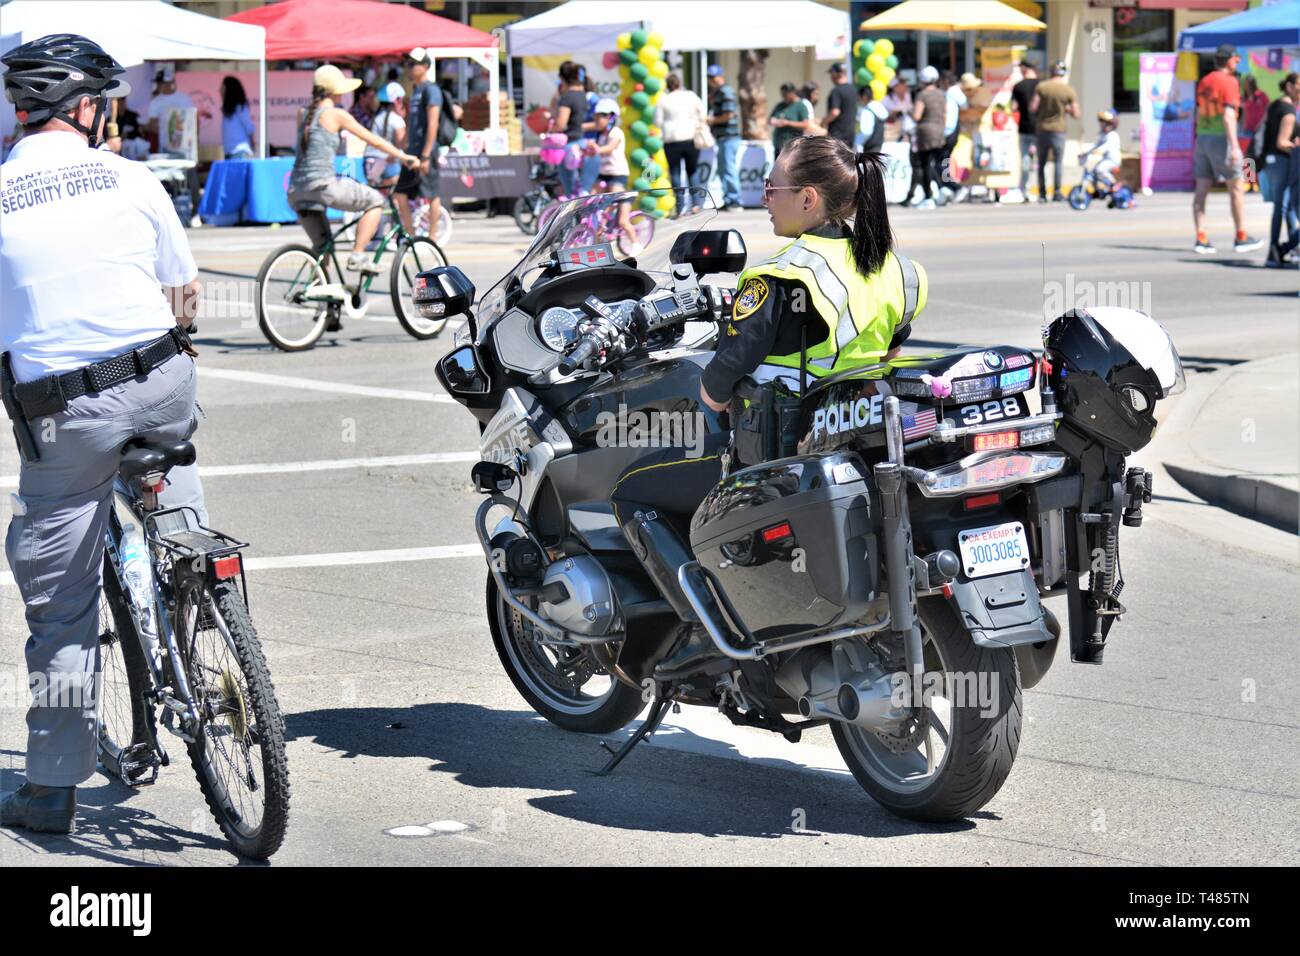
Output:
top-left (1112, 7), bottom-right (1172, 113)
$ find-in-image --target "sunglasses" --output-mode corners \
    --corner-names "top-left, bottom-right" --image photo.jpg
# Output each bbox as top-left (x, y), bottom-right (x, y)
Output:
top-left (762, 178), bottom-right (805, 201)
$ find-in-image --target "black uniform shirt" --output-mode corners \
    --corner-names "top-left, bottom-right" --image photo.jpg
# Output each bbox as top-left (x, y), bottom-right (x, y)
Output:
top-left (701, 222), bottom-right (911, 402)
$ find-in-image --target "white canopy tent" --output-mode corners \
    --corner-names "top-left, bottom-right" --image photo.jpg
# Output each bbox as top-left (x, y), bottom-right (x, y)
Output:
top-left (1, 1), bottom-right (268, 156)
top-left (507, 0), bottom-right (851, 57)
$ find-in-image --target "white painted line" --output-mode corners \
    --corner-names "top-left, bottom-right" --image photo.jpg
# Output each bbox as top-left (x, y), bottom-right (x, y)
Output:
top-left (197, 366), bottom-right (455, 403)
top-left (1, 451), bottom-right (479, 488)
top-left (0, 542), bottom-right (482, 585)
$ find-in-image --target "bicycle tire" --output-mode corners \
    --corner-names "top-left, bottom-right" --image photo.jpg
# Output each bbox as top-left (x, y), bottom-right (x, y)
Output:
top-left (96, 551), bottom-right (156, 781)
top-left (256, 243), bottom-right (330, 352)
top-left (179, 580), bottom-right (290, 860)
top-left (390, 236), bottom-right (449, 340)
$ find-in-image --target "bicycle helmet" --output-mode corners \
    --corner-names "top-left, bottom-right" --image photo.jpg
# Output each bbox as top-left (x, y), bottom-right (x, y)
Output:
top-left (2, 34), bottom-right (129, 146)
top-left (594, 97), bottom-right (620, 118)
top-left (1045, 308), bottom-right (1184, 454)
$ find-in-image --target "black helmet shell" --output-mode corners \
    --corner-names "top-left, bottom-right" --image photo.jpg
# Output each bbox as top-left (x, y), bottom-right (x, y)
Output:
top-left (2, 34), bottom-right (130, 127)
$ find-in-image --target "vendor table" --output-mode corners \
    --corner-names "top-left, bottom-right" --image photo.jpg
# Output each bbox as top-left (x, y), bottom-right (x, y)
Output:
top-left (198, 156), bottom-right (365, 225)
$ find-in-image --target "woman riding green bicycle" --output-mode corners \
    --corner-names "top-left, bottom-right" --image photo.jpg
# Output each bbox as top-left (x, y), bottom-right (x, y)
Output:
top-left (288, 64), bottom-right (418, 274)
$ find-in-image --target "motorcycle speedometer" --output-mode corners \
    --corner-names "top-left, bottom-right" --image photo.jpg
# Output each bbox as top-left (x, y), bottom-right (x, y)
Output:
top-left (539, 307), bottom-right (579, 350)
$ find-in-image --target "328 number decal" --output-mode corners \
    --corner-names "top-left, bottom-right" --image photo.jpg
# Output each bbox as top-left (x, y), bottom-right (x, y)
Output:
top-left (960, 398), bottom-right (1022, 426)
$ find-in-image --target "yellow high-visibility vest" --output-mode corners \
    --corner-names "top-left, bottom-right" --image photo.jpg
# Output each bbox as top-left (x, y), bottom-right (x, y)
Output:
top-left (735, 233), bottom-right (927, 378)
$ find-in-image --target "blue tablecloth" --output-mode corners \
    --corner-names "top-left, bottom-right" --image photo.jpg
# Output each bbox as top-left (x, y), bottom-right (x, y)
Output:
top-left (199, 157), bottom-right (366, 225)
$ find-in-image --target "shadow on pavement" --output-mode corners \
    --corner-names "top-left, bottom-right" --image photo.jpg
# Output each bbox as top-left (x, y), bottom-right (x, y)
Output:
top-left (286, 702), bottom-right (977, 840)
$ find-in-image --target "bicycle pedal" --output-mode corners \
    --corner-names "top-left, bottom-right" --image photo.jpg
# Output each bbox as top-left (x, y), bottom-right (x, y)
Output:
top-left (120, 744), bottom-right (162, 786)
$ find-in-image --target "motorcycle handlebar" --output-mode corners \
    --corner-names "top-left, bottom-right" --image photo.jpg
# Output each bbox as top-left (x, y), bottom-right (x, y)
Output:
top-left (558, 334), bottom-right (600, 376)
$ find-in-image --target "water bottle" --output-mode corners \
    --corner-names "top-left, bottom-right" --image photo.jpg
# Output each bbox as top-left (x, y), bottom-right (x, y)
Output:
top-left (118, 523), bottom-right (161, 666)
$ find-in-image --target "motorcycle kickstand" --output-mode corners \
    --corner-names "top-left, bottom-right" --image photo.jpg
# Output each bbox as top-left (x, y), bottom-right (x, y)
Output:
top-left (590, 694), bottom-right (674, 777)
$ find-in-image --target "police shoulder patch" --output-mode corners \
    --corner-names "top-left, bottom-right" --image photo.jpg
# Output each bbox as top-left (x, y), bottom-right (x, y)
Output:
top-left (733, 276), bottom-right (769, 320)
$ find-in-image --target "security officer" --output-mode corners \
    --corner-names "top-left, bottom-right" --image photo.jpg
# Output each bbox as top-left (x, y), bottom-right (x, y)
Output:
top-left (612, 135), bottom-right (927, 679)
top-left (1, 35), bottom-right (206, 833)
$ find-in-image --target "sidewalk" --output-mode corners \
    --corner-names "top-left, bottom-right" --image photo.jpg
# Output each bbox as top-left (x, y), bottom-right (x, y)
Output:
top-left (1151, 353), bottom-right (1299, 533)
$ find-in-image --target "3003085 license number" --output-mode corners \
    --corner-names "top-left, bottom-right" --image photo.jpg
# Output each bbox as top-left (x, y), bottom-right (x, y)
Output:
top-left (958, 521), bottom-right (1031, 579)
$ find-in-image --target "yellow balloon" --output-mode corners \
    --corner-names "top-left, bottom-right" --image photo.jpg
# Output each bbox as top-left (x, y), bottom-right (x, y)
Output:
top-left (617, 33), bottom-right (631, 50)
top-left (877, 66), bottom-right (895, 84)
top-left (657, 193), bottom-right (676, 211)
top-left (650, 60), bottom-right (669, 79)
top-left (870, 79), bottom-right (887, 100)
top-left (875, 38), bottom-right (894, 58)
top-left (638, 45), bottom-right (661, 66)
top-left (648, 31), bottom-right (665, 49)
top-left (866, 53), bottom-right (885, 73)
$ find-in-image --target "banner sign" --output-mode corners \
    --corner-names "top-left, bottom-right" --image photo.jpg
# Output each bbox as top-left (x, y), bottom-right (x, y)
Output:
top-left (1138, 53), bottom-right (1195, 191)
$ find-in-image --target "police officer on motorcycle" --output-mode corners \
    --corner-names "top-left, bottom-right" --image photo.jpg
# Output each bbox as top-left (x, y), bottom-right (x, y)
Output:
top-left (1, 34), bottom-right (207, 833)
top-left (611, 136), bottom-right (928, 679)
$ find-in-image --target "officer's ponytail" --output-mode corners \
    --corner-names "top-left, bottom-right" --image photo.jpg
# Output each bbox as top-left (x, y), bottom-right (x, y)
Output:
top-left (779, 136), bottom-right (893, 278)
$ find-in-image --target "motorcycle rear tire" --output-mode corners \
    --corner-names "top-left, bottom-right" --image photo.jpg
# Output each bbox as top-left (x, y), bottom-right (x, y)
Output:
top-left (832, 595), bottom-right (1022, 822)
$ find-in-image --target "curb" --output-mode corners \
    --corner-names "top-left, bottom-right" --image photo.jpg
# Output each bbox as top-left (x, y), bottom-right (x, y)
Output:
top-left (1147, 354), bottom-right (1299, 534)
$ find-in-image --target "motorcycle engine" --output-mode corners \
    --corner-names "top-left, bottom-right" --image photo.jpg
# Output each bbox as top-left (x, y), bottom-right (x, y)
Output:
top-left (538, 555), bottom-right (620, 636)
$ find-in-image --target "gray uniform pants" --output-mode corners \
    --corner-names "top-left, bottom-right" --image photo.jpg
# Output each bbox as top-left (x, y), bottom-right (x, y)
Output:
top-left (5, 352), bottom-right (207, 787)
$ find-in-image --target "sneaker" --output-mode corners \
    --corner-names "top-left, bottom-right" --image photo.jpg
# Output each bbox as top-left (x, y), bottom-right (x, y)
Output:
top-left (1266, 245), bottom-right (1299, 269)
top-left (1193, 240), bottom-right (1216, 255)
top-left (1051, 193), bottom-right (1066, 202)
top-left (346, 252), bottom-right (382, 274)
top-left (1233, 235), bottom-right (1264, 254)
top-left (1036, 195), bottom-right (1048, 204)
top-left (916, 198), bottom-right (937, 209)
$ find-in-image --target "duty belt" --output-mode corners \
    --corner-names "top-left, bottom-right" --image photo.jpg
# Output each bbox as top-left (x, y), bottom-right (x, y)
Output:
top-left (12, 326), bottom-right (196, 419)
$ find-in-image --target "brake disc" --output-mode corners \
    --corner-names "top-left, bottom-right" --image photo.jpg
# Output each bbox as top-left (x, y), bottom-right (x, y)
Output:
top-left (871, 710), bottom-right (930, 754)
top-left (510, 607), bottom-right (598, 696)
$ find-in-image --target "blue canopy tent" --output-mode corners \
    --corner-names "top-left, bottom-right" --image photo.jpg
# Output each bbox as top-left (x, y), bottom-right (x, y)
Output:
top-left (1178, 1), bottom-right (1300, 52)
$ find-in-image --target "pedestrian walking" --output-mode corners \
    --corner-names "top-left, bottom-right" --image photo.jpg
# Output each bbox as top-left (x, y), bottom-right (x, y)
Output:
top-left (1011, 59), bottom-right (1039, 200)
top-left (1191, 44), bottom-right (1263, 254)
top-left (706, 65), bottom-right (741, 210)
top-left (655, 73), bottom-right (708, 212)
top-left (1030, 61), bottom-right (1079, 202)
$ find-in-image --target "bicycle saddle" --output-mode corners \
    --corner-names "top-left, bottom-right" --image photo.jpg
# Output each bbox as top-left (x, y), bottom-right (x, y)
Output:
top-left (118, 439), bottom-right (196, 484)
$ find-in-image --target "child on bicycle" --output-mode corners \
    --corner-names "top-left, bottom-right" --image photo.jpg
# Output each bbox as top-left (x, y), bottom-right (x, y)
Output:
top-left (591, 99), bottom-right (639, 251)
top-left (1078, 109), bottom-right (1123, 192)
top-left (365, 82), bottom-right (407, 189)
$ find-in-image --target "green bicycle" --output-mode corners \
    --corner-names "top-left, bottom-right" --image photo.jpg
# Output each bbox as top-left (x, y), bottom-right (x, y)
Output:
top-left (255, 188), bottom-right (448, 351)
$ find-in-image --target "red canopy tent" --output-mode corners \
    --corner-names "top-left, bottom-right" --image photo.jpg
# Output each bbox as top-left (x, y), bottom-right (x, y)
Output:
top-left (227, 0), bottom-right (501, 126)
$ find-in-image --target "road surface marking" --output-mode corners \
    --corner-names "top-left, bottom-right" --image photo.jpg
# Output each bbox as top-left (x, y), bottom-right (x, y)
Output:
top-left (197, 366), bottom-right (455, 403)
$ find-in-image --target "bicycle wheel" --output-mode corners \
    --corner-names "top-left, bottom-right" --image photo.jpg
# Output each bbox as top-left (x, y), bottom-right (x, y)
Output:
top-left (390, 236), bottom-right (449, 339)
top-left (435, 205), bottom-right (453, 245)
top-left (617, 209), bottom-right (656, 257)
top-left (177, 579), bottom-right (290, 860)
top-left (513, 191), bottom-right (543, 235)
top-left (96, 552), bottom-right (157, 783)
top-left (256, 244), bottom-right (331, 351)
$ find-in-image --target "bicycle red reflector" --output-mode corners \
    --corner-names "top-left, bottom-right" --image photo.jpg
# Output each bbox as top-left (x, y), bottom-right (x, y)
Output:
top-left (761, 522), bottom-right (793, 543)
top-left (964, 493), bottom-right (1001, 510)
top-left (973, 431), bottom-right (1020, 451)
top-left (213, 555), bottom-right (242, 579)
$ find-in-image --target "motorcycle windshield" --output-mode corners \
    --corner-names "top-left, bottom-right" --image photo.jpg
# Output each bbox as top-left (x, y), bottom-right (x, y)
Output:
top-left (474, 187), bottom-right (717, 334)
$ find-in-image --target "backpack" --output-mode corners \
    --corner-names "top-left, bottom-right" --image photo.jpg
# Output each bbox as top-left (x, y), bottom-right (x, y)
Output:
top-left (437, 89), bottom-right (458, 147)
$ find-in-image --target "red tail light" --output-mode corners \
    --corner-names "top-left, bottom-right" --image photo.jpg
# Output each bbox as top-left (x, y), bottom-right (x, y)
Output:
top-left (213, 555), bottom-right (242, 579)
top-left (963, 492), bottom-right (1001, 511)
top-left (973, 431), bottom-right (1020, 451)
top-left (761, 522), bottom-right (793, 543)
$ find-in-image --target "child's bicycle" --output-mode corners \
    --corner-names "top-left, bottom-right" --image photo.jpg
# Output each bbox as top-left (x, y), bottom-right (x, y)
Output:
top-left (255, 186), bottom-right (447, 351)
top-left (513, 161), bottom-right (563, 235)
top-left (539, 185), bottom-right (656, 256)
top-left (1067, 163), bottom-right (1135, 211)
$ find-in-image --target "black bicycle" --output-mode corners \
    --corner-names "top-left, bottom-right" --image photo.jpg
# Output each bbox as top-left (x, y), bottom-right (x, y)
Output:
top-left (255, 186), bottom-right (448, 351)
top-left (512, 161), bottom-right (562, 236)
top-left (97, 438), bottom-right (289, 859)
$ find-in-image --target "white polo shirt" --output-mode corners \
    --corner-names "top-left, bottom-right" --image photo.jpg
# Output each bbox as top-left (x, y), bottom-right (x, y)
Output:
top-left (0, 130), bottom-right (197, 382)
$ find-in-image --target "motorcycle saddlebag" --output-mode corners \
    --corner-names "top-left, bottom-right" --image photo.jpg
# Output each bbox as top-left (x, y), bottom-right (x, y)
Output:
top-left (689, 452), bottom-right (877, 641)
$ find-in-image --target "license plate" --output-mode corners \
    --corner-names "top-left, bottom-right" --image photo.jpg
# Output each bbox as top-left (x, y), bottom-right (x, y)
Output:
top-left (958, 521), bottom-right (1030, 579)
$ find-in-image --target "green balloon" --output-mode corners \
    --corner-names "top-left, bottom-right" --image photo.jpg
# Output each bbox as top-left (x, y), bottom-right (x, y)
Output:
top-left (630, 29), bottom-right (647, 49)
top-left (630, 120), bottom-right (649, 139)
top-left (861, 39), bottom-right (875, 55)
top-left (639, 194), bottom-right (658, 212)
top-left (643, 76), bottom-right (662, 95)
top-left (631, 147), bottom-right (649, 167)
top-left (630, 62), bottom-right (648, 81)
top-left (886, 54), bottom-right (898, 69)
top-left (651, 209), bottom-right (666, 219)
top-left (631, 91), bottom-right (649, 110)
top-left (642, 162), bottom-right (660, 180)
top-left (633, 176), bottom-right (652, 192)
top-left (855, 66), bottom-right (871, 86)
top-left (620, 48), bottom-right (638, 66)
top-left (643, 135), bottom-right (662, 154)
top-left (642, 106), bottom-right (657, 124)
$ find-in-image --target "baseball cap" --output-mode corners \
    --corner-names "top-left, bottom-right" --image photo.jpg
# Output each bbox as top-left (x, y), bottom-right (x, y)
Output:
top-left (1051, 60), bottom-right (1067, 76)
top-left (707, 64), bottom-right (724, 77)
top-left (919, 65), bottom-right (939, 84)
top-left (829, 62), bottom-right (846, 76)
top-left (313, 64), bottom-right (361, 96)
top-left (406, 47), bottom-right (433, 67)
top-left (959, 72), bottom-right (980, 91)
top-left (378, 81), bottom-right (405, 104)
top-left (154, 63), bottom-right (175, 83)
top-left (1215, 43), bottom-right (1238, 61)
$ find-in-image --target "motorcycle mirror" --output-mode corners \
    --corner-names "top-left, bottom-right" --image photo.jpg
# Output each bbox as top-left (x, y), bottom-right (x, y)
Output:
top-left (437, 345), bottom-right (490, 395)
top-left (412, 266), bottom-right (476, 320)
top-left (669, 229), bottom-right (747, 276)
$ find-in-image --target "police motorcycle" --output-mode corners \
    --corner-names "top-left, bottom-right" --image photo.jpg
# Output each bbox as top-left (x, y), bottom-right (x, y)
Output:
top-left (418, 190), bottom-right (1185, 822)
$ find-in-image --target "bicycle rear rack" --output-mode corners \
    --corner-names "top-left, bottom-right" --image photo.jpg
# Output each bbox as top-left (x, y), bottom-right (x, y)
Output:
top-left (146, 506), bottom-right (251, 608)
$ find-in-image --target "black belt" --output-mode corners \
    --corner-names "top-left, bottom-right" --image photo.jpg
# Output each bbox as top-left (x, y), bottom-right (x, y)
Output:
top-left (12, 327), bottom-right (195, 419)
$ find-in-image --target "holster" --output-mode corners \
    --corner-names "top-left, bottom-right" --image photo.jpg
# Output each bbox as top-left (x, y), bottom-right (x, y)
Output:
top-left (0, 352), bottom-right (41, 463)
top-left (731, 382), bottom-right (802, 467)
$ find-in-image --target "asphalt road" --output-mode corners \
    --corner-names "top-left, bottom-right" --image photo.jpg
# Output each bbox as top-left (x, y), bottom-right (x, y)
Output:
top-left (2, 191), bottom-right (1297, 866)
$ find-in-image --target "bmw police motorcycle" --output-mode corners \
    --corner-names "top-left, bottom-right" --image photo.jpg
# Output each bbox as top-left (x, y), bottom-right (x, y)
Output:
top-left (418, 192), bottom-right (1184, 821)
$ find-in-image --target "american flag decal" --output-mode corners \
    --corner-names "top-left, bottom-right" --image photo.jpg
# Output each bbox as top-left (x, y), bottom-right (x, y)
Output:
top-left (902, 407), bottom-right (938, 440)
